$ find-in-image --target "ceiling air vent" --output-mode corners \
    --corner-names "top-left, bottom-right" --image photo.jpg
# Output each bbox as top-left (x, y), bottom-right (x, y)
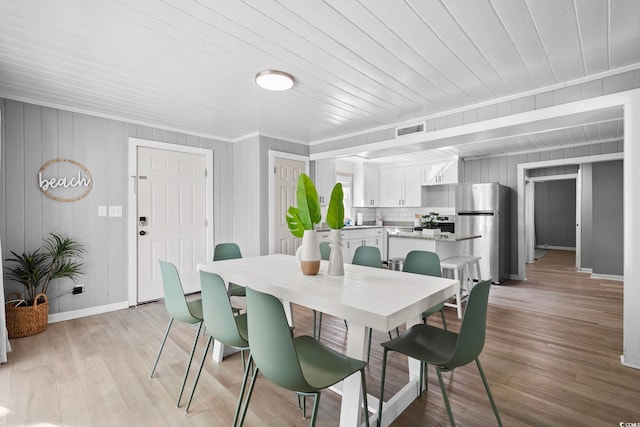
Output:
top-left (396, 122), bottom-right (425, 138)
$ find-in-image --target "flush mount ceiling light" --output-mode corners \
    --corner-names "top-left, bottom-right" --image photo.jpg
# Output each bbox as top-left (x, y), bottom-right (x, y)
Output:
top-left (255, 70), bottom-right (294, 91)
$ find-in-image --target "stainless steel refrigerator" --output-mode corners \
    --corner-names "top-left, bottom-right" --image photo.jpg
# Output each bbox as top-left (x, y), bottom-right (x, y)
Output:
top-left (456, 183), bottom-right (510, 284)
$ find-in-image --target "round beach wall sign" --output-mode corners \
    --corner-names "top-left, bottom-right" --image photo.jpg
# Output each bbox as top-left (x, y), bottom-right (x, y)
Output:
top-left (38, 158), bottom-right (93, 202)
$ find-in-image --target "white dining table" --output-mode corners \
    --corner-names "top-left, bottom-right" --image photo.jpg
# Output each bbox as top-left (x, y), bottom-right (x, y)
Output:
top-left (197, 254), bottom-right (457, 427)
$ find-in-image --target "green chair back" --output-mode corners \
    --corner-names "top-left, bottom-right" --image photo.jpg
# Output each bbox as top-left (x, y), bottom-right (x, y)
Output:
top-left (246, 287), bottom-right (313, 392)
top-left (200, 271), bottom-right (248, 348)
top-left (214, 242), bottom-right (242, 261)
top-left (402, 250), bottom-right (442, 277)
top-left (319, 242), bottom-right (331, 261)
top-left (445, 280), bottom-right (491, 368)
top-left (158, 261), bottom-right (201, 325)
top-left (352, 246), bottom-right (382, 268)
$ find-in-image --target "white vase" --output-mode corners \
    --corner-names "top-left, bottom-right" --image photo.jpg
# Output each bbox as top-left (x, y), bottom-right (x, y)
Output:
top-left (327, 229), bottom-right (344, 276)
top-left (296, 229), bottom-right (321, 275)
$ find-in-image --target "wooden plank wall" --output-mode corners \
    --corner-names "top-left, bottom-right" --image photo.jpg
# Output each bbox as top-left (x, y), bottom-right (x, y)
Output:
top-left (0, 98), bottom-right (234, 315)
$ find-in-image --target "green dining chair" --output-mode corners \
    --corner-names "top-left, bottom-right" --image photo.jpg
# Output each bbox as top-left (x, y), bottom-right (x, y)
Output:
top-left (403, 250), bottom-right (448, 330)
top-left (151, 261), bottom-right (204, 408)
top-left (377, 280), bottom-right (502, 427)
top-left (350, 245), bottom-right (386, 364)
top-left (185, 271), bottom-right (250, 424)
top-left (312, 242), bottom-right (332, 338)
top-left (239, 287), bottom-right (370, 427)
top-left (214, 243), bottom-right (246, 298)
top-left (319, 241), bottom-right (331, 261)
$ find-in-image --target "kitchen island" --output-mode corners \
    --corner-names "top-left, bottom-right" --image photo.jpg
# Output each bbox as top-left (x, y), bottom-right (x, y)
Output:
top-left (387, 231), bottom-right (481, 263)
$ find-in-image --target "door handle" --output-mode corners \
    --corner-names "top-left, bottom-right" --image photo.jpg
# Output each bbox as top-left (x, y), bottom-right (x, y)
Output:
top-left (139, 230), bottom-right (146, 236)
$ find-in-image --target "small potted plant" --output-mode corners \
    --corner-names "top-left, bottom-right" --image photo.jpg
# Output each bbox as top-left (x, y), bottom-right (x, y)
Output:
top-left (286, 173), bottom-right (322, 275)
top-left (4, 233), bottom-right (85, 338)
top-left (325, 183), bottom-right (345, 275)
top-left (421, 212), bottom-right (443, 237)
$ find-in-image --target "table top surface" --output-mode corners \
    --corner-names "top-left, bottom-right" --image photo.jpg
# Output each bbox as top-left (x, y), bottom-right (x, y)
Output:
top-left (198, 254), bottom-right (457, 332)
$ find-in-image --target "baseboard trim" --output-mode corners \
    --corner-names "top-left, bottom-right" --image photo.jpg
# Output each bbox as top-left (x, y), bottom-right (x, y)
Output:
top-left (48, 301), bottom-right (130, 324)
top-left (621, 355), bottom-right (640, 370)
top-left (535, 245), bottom-right (575, 251)
top-left (579, 267), bottom-right (593, 273)
top-left (591, 273), bottom-right (623, 281)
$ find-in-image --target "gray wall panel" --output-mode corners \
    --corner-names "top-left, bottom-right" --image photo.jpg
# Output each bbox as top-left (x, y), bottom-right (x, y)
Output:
top-left (463, 145), bottom-right (623, 276)
top-left (592, 161), bottom-right (624, 275)
top-left (581, 164), bottom-right (593, 269)
top-left (0, 98), bottom-right (234, 315)
top-left (534, 180), bottom-right (576, 248)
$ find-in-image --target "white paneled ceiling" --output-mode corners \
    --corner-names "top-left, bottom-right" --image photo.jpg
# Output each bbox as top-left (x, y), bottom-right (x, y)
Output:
top-left (0, 0), bottom-right (638, 159)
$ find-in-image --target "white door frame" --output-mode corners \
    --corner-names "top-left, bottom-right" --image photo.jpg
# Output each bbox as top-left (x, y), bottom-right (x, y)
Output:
top-left (268, 151), bottom-right (309, 255)
top-left (525, 173), bottom-right (579, 266)
top-left (127, 138), bottom-right (214, 306)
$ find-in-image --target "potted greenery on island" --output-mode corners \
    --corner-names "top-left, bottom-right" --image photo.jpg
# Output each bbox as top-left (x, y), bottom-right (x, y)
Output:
top-left (4, 232), bottom-right (85, 338)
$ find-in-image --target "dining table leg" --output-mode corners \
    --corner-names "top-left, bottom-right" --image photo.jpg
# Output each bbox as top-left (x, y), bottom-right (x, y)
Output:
top-left (340, 321), bottom-right (368, 427)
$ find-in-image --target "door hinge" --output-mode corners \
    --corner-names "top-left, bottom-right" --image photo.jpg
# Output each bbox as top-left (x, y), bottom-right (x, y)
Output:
top-left (205, 168), bottom-right (208, 177)
top-left (274, 166), bottom-right (277, 174)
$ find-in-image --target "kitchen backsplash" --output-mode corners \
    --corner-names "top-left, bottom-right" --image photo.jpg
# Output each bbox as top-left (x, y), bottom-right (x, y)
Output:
top-left (351, 206), bottom-right (455, 225)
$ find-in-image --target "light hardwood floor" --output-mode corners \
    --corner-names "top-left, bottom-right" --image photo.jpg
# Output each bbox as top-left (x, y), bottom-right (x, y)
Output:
top-left (2, 250), bottom-right (639, 426)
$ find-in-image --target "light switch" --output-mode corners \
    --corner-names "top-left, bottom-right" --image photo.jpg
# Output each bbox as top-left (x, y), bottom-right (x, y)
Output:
top-left (98, 206), bottom-right (107, 217)
top-left (109, 205), bottom-right (123, 217)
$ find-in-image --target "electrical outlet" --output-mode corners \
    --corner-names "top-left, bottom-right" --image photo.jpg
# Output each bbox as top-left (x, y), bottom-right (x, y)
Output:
top-left (72, 285), bottom-right (84, 295)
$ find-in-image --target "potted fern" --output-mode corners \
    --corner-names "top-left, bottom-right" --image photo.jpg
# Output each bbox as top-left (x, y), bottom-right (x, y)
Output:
top-left (286, 173), bottom-right (322, 275)
top-left (326, 183), bottom-right (345, 275)
top-left (4, 233), bottom-right (85, 337)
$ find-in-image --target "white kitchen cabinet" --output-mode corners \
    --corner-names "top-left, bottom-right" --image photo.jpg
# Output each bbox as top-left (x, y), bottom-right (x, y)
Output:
top-left (362, 164), bottom-right (380, 207)
top-left (380, 165), bottom-right (421, 207)
top-left (319, 227), bottom-right (383, 263)
top-left (421, 159), bottom-right (461, 186)
top-left (315, 159), bottom-right (335, 206)
top-left (353, 163), bottom-right (380, 207)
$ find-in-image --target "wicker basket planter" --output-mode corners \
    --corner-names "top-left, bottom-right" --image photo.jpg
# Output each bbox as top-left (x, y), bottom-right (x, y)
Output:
top-left (5, 293), bottom-right (48, 338)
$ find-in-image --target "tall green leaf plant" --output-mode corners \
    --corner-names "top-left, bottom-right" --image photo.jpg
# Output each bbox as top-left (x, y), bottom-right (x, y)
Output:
top-left (4, 233), bottom-right (85, 304)
top-left (286, 173), bottom-right (322, 237)
top-left (326, 183), bottom-right (344, 230)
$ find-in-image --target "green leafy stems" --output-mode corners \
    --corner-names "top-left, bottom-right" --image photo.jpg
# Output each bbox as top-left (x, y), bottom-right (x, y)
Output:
top-left (326, 183), bottom-right (344, 230)
top-left (286, 173), bottom-right (322, 238)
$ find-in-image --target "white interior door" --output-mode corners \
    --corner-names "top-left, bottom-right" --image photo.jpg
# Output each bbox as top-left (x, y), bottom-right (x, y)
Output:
top-left (137, 147), bottom-right (206, 302)
top-left (273, 157), bottom-right (305, 255)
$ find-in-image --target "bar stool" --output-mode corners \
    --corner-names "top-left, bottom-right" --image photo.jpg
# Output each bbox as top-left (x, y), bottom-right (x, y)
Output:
top-left (440, 256), bottom-right (467, 318)
top-left (457, 255), bottom-right (482, 292)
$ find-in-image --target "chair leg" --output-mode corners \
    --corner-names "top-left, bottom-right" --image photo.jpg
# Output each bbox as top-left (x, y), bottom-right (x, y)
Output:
top-left (185, 335), bottom-right (213, 413)
top-left (435, 367), bottom-right (456, 426)
top-left (238, 365), bottom-right (260, 426)
top-left (367, 328), bottom-right (373, 365)
top-left (440, 308), bottom-right (448, 330)
top-left (360, 368), bottom-right (370, 427)
top-left (176, 322), bottom-right (203, 408)
top-left (309, 392), bottom-right (321, 427)
top-left (377, 348), bottom-right (389, 427)
top-left (476, 359), bottom-right (503, 427)
top-left (233, 354), bottom-right (254, 427)
top-left (150, 317), bottom-right (174, 378)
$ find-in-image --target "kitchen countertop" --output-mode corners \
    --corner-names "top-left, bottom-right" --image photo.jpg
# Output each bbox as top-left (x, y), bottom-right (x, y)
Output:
top-left (316, 225), bottom-right (383, 232)
top-left (389, 231), bottom-right (481, 242)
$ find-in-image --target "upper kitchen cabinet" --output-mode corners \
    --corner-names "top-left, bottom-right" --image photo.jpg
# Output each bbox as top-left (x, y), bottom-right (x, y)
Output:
top-left (353, 163), bottom-right (380, 207)
top-left (380, 165), bottom-right (421, 207)
top-left (421, 159), bottom-right (461, 186)
top-left (314, 159), bottom-right (335, 206)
